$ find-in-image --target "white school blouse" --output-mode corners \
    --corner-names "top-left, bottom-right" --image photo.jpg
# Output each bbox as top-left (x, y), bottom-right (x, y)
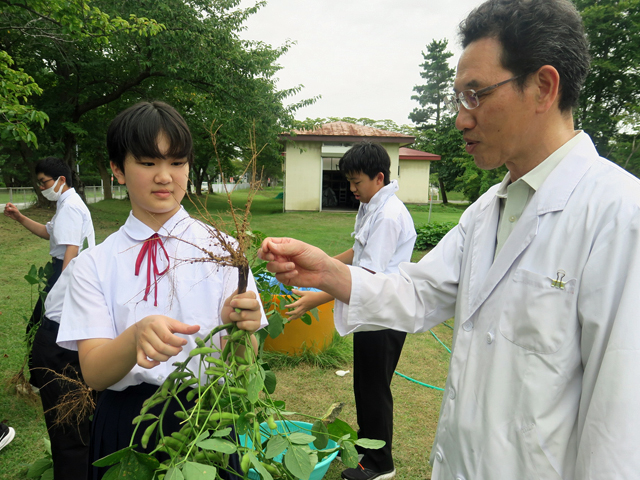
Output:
top-left (46, 188), bottom-right (96, 259)
top-left (57, 207), bottom-right (266, 391)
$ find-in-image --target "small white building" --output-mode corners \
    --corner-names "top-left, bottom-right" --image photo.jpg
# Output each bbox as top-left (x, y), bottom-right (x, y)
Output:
top-left (278, 121), bottom-right (440, 211)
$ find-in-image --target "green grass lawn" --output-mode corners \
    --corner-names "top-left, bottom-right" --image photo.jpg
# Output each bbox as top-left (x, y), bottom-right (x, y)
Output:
top-left (0, 189), bottom-right (464, 479)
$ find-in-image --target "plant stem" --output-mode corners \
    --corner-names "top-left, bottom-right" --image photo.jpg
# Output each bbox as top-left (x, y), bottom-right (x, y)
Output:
top-left (238, 263), bottom-right (248, 294)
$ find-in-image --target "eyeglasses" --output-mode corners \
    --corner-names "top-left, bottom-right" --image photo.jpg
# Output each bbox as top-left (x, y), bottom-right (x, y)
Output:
top-left (37, 177), bottom-right (55, 188)
top-left (444, 74), bottom-right (524, 114)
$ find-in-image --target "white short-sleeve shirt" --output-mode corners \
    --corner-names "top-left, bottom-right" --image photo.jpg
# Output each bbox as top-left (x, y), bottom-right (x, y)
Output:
top-left (57, 207), bottom-right (266, 391)
top-left (352, 180), bottom-right (416, 275)
top-left (46, 188), bottom-right (96, 259)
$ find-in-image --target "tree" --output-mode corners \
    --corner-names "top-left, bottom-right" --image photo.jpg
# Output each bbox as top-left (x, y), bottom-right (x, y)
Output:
top-left (410, 39), bottom-right (471, 203)
top-left (1, 0), bottom-right (309, 202)
top-left (413, 115), bottom-right (468, 201)
top-left (575, 0), bottom-right (640, 160)
top-left (410, 39), bottom-right (455, 128)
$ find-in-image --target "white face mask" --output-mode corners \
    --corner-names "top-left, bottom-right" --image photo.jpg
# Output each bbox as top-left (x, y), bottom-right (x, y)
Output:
top-left (42, 177), bottom-right (65, 201)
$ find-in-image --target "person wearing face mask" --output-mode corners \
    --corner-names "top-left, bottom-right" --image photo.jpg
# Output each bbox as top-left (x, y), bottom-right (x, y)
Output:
top-left (4, 156), bottom-right (96, 479)
top-left (4, 156), bottom-right (96, 376)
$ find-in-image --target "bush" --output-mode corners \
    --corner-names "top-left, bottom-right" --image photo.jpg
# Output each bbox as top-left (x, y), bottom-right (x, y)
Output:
top-left (414, 222), bottom-right (457, 250)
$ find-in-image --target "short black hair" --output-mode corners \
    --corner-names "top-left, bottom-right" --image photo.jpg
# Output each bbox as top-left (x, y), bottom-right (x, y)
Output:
top-left (338, 142), bottom-right (391, 185)
top-left (106, 101), bottom-right (194, 172)
top-left (35, 156), bottom-right (73, 188)
top-left (459, 0), bottom-right (590, 112)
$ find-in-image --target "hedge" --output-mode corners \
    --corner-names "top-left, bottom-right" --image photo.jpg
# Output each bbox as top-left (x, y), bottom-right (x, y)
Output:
top-left (414, 222), bottom-right (457, 250)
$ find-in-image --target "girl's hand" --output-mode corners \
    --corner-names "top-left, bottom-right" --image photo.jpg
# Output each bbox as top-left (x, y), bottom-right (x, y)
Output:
top-left (134, 315), bottom-right (200, 368)
top-left (224, 290), bottom-right (262, 333)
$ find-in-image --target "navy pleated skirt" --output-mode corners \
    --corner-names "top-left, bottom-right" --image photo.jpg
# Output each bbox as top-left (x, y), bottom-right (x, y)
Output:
top-left (90, 382), bottom-right (241, 480)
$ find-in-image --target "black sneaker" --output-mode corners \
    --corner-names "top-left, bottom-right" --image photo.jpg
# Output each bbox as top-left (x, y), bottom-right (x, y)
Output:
top-left (0, 423), bottom-right (15, 451)
top-left (341, 464), bottom-right (396, 480)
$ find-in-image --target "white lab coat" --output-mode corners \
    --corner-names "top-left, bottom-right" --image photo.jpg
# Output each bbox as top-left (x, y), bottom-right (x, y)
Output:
top-left (335, 134), bottom-right (640, 479)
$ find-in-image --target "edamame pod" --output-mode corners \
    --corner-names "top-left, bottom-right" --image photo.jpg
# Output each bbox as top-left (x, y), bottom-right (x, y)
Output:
top-left (141, 420), bottom-right (159, 449)
top-left (188, 346), bottom-right (217, 358)
top-left (132, 413), bottom-right (158, 425)
top-left (240, 453), bottom-right (251, 474)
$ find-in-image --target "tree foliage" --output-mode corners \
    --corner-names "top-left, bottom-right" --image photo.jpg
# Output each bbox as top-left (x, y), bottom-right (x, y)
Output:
top-left (409, 39), bottom-right (455, 128)
top-left (0, 50), bottom-right (48, 149)
top-left (410, 39), bottom-right (475, 202)
top-left (576, 0), bottom-right (640, 171)
top-left (1, 0), bottom-right (312, 199)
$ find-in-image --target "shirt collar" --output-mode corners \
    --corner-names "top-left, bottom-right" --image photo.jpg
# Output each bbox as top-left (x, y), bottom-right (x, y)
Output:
top-left (57, 187), bottom-right (75, 205)
top-left (122, 206), bottom-right (191, 241)
top-left (496, 131), bottom-right (586, 199)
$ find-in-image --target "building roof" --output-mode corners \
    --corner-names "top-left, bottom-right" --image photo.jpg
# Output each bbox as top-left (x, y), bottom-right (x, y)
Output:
top-left (399, 147), bottom-right (441, 161)
top-left (280, 121), bottom-right (415, 146)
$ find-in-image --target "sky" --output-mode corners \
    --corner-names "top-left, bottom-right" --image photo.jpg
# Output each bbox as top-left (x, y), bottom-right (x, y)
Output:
top-left (238, 0), bottom-right (486, 126)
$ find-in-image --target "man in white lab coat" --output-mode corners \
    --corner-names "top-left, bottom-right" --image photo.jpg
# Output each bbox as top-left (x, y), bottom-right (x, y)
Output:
top-left (258, 0), bottom-right (640, 479)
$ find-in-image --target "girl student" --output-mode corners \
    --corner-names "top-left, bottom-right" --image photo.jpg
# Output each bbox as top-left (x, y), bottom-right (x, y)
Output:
top-left (56, 101), bottom-right (266, 479)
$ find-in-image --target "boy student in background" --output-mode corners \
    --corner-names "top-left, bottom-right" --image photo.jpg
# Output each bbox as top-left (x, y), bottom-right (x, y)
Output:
top-left (3, 156), bottom-right (96, 386)
top-left (56, 101), bottom-right (267, 480)
top-left (286, 142), bottom-right (416, 480)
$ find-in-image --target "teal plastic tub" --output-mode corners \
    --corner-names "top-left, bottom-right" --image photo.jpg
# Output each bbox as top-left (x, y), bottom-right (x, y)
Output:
top-left (241, 420), bottom-right (339, 480)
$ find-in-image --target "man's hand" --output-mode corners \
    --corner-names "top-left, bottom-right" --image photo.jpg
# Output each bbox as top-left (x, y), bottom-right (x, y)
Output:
top-left (134, 315), bottom-right (200, 369)
top-left (258, 237), bottom-right (331, 288)
top-left (258, 237), bottom-right (352, 304)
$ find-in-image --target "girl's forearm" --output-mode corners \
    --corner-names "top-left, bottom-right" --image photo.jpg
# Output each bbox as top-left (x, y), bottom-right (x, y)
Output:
top-left (77, 328), bottom-right (138, 391)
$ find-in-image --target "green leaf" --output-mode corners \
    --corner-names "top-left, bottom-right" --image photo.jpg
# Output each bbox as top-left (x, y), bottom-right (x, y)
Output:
top-left (211, 427), bottom-right (232, 438)
top-left (300, 313), bottom-right (313, 326)
top-left (339, 442), bottom-right (360, 468)
top-left (263, 369), bottom-right (277, 394)
top-left (284, 444), bottom-right (316, 480)
top-left (266, 311), bottom-right (285, 339)
top-left (182, 461), bottom-right (217, 479)
top-left (236, 412), bottom-right (252, 436)
top-left (288, 432), bottom-right (316, 445)
top-left (265, 435), bottom-right (288, 459)
top-left (311, 420), bottom-right (329, 449)
top-left (27, 458), bottom-right (53, 478)
top-left (327, 418), bottom-right (357, 441)
top-left (355, 438), bottom-right (386, 450)
top-left (93, 446), bottom-right (137, 467)
top-left (316, 446), bottom-right (340, 462)
top-left (40, 468), bottom-right (54, 480)
top-left (43, 437), bottom-right (51, 455)
top-left (24, 274), bottom-right (40, 285)
top-left (247, 371), bottom-right (264, 404)
top-left (119, 450), bottom-right (157, 479)
top-left (165, 467), bottom-right (185, 480)
top-left (101, 465), bottom-right (122, 480)
top-left (249, 452), bottom-right (274, 480)
top-left (196, 438), bottom-right (237, 454)
top-left (131, 451), bottom-right (160, 472)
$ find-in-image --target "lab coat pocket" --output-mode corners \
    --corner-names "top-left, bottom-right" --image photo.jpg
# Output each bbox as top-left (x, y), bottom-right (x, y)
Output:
top-left (499, 268), bottom-right (577, 354)
top-left (519, 423), bottom-right (563, 480)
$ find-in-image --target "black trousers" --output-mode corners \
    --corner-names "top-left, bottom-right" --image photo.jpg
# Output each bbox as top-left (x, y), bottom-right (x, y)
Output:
top-left (31, 317), bottom-right (93, 480)
top-left (353, 329), bottom-right (407, 472)
top-left (91, 383), bottom-right (242, 480)
top-left (29, 257), bottom-right (63, 387)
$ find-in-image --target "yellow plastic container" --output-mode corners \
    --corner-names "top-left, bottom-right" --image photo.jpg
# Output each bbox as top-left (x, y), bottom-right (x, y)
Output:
top-left (263, 296), bottom-right (335, 355)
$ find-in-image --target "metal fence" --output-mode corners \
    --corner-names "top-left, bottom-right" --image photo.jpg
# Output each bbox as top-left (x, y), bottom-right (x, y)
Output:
top-left (1, 182), bottom-right (250, 209)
